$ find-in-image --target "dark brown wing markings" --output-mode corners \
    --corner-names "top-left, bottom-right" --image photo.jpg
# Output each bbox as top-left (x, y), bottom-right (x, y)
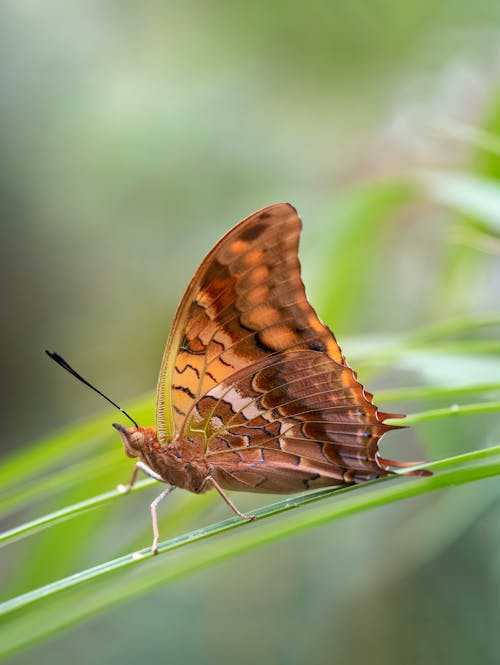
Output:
top-left (172, 384), bottom-right (196, 399)
top-left (190, 253), bottom-right (301, 333)
top-left (201, 308), bottom-right (336, 374)
top-left (173, 405), bottom-right (186, 416)
top-left (175, 363), bottom-right (201, 379)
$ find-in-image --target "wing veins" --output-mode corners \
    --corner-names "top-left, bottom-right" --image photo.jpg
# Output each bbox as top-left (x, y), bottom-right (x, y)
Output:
top-left (209, 441), bottom-right (368, 471)
top-left (224, 391), bottom-right (365, 432)
top-left (184, 291), bottom-right (314, 410)
top-left (202, 361), bottom-right (341, 439)
top-left (193, 354), bottom-right (353, 446)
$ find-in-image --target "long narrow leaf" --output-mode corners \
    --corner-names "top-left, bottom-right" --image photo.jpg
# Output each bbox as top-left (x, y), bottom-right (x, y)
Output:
top-left (2, 456), bottom-right (500, 656)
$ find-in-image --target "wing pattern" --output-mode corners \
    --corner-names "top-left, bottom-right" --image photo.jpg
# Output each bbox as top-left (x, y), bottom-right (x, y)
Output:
top-left (186, 349), bottom-right (404, 492)
top-left (156, 203), bottom-right (344, 443)
top-left (155, 202), bottom-right (423, 492)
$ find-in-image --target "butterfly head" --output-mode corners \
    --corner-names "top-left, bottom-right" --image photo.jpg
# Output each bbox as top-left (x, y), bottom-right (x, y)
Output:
top-left (113, 423), bottom-right (157, 458)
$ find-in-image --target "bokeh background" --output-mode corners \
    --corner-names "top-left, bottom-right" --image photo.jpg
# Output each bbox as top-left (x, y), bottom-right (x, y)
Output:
top-left (2, 1), bottom-right (500, 663)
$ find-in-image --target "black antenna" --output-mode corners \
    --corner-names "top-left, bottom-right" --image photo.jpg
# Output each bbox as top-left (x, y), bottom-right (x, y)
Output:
top-left (45, 350), bottom-right (139, 428)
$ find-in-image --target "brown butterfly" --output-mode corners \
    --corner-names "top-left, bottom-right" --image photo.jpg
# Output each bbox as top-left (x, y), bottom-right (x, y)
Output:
top-left (49, 203), bottom-right (428, 553)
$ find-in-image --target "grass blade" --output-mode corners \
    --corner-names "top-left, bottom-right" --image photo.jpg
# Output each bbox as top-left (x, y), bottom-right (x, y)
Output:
top-left (1, 455), bottom-right (500, 656)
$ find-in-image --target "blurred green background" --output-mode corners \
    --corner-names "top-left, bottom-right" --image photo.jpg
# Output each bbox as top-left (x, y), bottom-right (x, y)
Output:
top-left (2, 1), bottom-right (500, 663)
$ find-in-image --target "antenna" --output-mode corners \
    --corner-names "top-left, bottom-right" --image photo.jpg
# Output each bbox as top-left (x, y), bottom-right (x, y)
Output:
top-left (45, 350), bottom-right (139, 428)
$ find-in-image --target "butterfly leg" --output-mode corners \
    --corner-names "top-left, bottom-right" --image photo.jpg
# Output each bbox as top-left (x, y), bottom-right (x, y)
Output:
top-left (150, 485), bottom-right (176, 554)
top-left (117, 461), bottom-right (164, 493)
top-left (205, 476), bottom-right (257, 521)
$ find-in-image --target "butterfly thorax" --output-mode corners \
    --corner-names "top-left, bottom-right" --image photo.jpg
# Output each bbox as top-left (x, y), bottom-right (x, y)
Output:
top-left (115, 425), bottom-right (210, 493)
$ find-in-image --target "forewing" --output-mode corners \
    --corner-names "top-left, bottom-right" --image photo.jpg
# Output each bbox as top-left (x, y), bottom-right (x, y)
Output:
top-left (155, 203), bottom-right (344, 443)
top-left (188, 349), bottom-right (420, 493)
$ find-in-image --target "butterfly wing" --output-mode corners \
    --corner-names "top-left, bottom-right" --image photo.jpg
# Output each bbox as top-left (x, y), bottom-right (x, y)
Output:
top-left (186, 349), bottom-right (420, 493)
top-left (155, 203), bottom-right (345, 443)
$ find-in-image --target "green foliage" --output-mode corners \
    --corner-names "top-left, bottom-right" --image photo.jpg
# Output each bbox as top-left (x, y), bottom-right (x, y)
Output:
top-left (2, 4), bottom-right (500, 663)
top-left (2, 442), bottom-right (500, 656)
top-left (2, 221), bottom-right (500, 655)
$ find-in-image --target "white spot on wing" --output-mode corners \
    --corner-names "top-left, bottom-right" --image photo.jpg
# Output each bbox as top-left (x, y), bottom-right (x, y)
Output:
top-left (207, 383), bottom-right (264, 424)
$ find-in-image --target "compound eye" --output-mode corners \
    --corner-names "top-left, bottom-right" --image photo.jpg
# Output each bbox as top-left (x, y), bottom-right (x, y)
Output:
top-left (129, 431), bottom-right (145, 451)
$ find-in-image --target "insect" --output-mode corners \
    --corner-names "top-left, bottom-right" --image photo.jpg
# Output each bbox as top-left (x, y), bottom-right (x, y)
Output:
top-left (48, 203), bottom-right (428, 553)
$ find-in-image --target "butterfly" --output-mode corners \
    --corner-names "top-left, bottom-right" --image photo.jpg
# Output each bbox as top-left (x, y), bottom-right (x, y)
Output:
top-left (49, 203), bottom-right (428, 554)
